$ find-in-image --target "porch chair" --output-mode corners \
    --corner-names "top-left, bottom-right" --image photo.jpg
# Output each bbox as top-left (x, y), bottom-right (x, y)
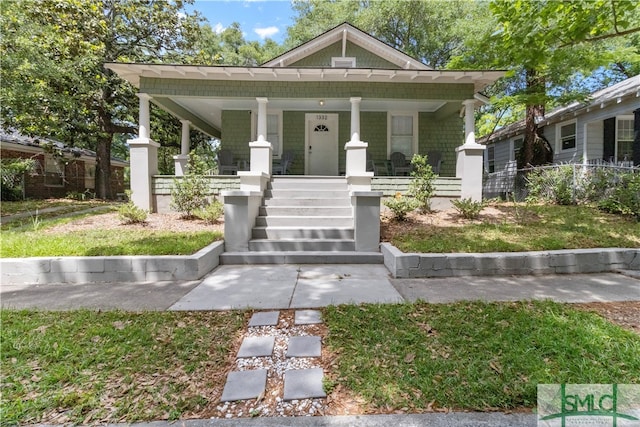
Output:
top-left (390, 151), bottom-right (412, 176)
top-left (217, 149), bottom-right (239, 175)
top-left (272, 150), bottom-right (295, 175)
top-left (366, 151), bottom-right (381, 175)
top-left (427, 150), bottom-right (443, 174)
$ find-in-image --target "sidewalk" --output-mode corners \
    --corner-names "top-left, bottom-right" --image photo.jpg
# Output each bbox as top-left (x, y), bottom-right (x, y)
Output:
top-left (1, 264), bottom-right (638, 311)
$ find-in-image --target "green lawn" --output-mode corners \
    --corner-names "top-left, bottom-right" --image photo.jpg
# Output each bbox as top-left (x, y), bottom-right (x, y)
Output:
top-left (2, 303), bottom-right (638, 423)
top-left (1, 310), bottom-right (245, 424)
top-left (324, 301), bottom-right (640, 411)
top-left (1, 199), bottom-right (111, 217)
top-left (390, 204), bottom-right (640, 253)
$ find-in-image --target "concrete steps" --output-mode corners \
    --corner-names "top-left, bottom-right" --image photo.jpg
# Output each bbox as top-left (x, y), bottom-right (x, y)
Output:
top-left (246, 176), bottom-right (359, 255)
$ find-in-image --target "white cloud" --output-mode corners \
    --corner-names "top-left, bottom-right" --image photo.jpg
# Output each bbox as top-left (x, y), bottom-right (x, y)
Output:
top-left (212, 22), bottom-right (225, 34)
top-left (254, 26), bottom-right (279, 39)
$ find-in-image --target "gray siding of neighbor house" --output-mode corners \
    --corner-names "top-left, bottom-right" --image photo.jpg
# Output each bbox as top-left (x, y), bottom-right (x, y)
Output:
top-left (289, 41), bottom-right (400, 69)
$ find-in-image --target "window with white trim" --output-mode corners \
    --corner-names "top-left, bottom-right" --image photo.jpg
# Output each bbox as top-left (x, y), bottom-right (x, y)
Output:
top-left (388, 113), bottom-right (417, 158)
top-left (617, 116), bottom-right (633, 162)
top-left (487, 145), bottom-right (495, 173)
top-left (513, 138), bottom-right (524, 161)
top-left (558, 121), bottom-right (576, 151)
top-left (252, 111), bottom-right (282, 157)
top-left (44, 155), bottom-right (64, 187)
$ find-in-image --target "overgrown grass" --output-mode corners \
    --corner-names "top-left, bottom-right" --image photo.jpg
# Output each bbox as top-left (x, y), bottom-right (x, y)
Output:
top-left (324, 301), bottom-right (640, 411)
top-left (1, 199), bottom-right (110, 217)
top-left (391, 204), bottom-right (640, 253)
top-left (1, 228), bottom-right (222, 257)
top-left (1, 310), bottom-right (245, 425)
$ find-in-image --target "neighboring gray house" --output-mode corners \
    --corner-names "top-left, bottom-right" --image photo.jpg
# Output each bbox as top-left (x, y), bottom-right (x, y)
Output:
top-left (480, 75), bottom-right (640, 173)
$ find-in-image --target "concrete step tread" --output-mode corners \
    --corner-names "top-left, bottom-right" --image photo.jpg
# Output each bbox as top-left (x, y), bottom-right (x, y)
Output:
top-left (220, 251), bottom-right (384, 264)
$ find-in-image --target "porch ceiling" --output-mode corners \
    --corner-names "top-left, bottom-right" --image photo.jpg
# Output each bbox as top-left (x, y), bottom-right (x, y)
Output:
top-left (168, 96), bottom-right (449, 133)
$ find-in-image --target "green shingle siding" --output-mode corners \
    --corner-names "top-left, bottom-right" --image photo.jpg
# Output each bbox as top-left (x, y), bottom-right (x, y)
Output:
top-left (141, 78), bottom-right (473, 101)
top-left (290, 41), bottom-right (399, 69)
top-left (418, 112), bottom-right (461, 176)
top-left (221, 110), bottom-right (251, 163)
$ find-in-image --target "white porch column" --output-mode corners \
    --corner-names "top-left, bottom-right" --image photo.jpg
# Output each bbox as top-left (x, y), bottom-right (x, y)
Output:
top-left (455, 99), bottom-right (485, 201)
top-left (129, 93), bottom-right (159, 211)
top-left (242, 97), bottom-right (271, 191)
top-left (345, 97), bottom-right (371, 190)
top-left (173, 119), bottom-right (190, 176)
top-left (463, 99), bottom-right (476, 145)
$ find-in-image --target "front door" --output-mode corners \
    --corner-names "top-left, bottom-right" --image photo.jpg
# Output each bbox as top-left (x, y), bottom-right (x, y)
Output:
top-left (306, 113), bottom-right (339, 175)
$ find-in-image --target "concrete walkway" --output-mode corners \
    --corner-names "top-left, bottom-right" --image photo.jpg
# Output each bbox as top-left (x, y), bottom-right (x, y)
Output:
top-left (1, 266), bottom-right (639, 311)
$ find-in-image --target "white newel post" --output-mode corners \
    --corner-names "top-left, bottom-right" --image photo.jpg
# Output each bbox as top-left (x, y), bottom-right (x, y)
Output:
top-left (173, 119), bottom-right (190, 176)
top-left (345, 97), bottom-right (372, 191)
top-left (456, 99), bottom-right (485, 201)
top-left (241, 97), bottom-right (272, 191)
top-left (129, 93), bottom-right (160, 212)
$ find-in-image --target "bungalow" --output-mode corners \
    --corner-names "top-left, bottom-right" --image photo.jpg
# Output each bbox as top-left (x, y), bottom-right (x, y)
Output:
top-left (480, 75), bottom-right (640, 174)
top-left (106, 23), bottom-right (504, 253)
top-left (0, 129), bottom-right (127, 199)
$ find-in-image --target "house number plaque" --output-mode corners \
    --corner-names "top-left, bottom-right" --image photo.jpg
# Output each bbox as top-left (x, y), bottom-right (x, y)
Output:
top-left (316, 114), bottom-right (327, 120)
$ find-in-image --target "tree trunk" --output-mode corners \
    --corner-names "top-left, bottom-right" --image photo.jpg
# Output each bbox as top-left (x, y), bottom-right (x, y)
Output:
top-left (95, 135), bottom-right (113, 199)
top-left (521, 68), bottom-right (547, 167)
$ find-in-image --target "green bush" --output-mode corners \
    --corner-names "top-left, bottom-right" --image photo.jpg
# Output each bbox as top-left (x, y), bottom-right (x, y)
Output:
top-left (171, 153), bottom-right (209, 218)
top-left (118, 190), bottom-right (148, 224)
top-left (598, 172), bottom-right (640, 220)
top-left (408, 154), bottom-right (437, 212)
top-left (194, 198), bottom-right (224, 224)
top-left (525, 165), bottom-right (576, 205)
top-left (1, 158), bottom-right (35, 201)
top-left (384, 192), bottom-right (419, 221)
top-left (452, 197), bottom-right (486, 219)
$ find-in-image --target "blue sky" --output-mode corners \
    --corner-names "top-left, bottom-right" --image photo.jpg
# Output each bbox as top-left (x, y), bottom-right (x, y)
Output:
top-left (186, 0), bottom-right (296, 44)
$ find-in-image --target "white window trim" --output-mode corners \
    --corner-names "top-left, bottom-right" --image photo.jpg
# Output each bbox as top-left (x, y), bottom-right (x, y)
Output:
top-left (556, 119), bottom-right (577, 153)
top-left (616, 115), bottom-right (634, 161)
top-left (251, 109), bottom-right (283, 158)
top-left (486, 144), bottom-right (496, 173)
top-left (44, 154), bottom-right (65, 187)
top-left (387, 111), bottom-right (419, 158)
top-left (331, 57), bottom-right (356, 68)
top-left (510, 137), bottom-right (524, 161)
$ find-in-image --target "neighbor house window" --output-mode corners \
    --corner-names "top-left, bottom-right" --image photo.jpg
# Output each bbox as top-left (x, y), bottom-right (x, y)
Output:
top-left (388, 113), bottom-right (417, 158)
top-left (253, 111), bottom-right (282, 157)
top-left (617, 116), bottom-right (633, 162)
top-left (513, 138), bottom-right (524, 161)
top-left (487, 145), bottom-right (495, 173)
top-left (85, 163), bottom-right (96, 189)
top-left (44, 155), bottom-right (64, 187)
top-left (558, 121), bottom-right (576, 151)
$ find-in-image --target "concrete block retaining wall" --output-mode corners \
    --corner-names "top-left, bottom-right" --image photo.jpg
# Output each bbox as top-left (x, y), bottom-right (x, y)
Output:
top-left (1, 242), bottom-right (224, 285)
top-left (382, 243), bottom-right (640, 278)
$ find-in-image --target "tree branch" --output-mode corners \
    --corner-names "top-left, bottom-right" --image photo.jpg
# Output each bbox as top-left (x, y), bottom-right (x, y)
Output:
top-left (560, 26), bottom-right (640, 48)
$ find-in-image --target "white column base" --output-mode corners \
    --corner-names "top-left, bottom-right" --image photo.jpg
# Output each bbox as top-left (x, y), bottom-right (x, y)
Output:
top-left (344, 140), bottom-right (368, 175)
top-left (128, 137), bottom-right (160, 212)
top-left (249, 140), bottom-right (273, 176)
top-left (239, 171), bottom-right (270, 192)
top-left (455, 143), bottom-right (486, 202)
top-left (173, 154), bottom-right (188, 177)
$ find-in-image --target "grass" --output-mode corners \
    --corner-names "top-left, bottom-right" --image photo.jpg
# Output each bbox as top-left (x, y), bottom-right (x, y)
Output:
top-left (1, 228), bottom-right (222, 257)
top-left (1, 199), bottom-right (111, 217)
top-left (1, 310), bottom-right (245, 425)
top-left (324, 301), bottom-right (640, 412)
top-left (391, 204), bottom-right (640, 253)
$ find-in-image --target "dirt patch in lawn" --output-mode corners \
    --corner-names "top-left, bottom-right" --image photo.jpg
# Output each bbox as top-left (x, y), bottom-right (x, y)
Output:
top-left (572, 301), bottom-right (640, 335)
top-left (43, 211), bottom-right (224, 234)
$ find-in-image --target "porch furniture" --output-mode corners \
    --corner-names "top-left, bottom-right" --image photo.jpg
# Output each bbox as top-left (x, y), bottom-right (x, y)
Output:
top-left (390, 151), bottom-right (412, 176)
top-left (427, 150), bottom-right (443, 174)
top-left (366, 151), bottom-right (381, 175)
top-left (217, 149), bottom-right (239, 175)
top-left (273, 150), bottom-right (295, 174)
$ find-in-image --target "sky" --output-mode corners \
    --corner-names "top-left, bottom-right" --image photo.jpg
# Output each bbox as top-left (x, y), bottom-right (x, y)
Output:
top-left (186, 0), bottom-right (297, 44)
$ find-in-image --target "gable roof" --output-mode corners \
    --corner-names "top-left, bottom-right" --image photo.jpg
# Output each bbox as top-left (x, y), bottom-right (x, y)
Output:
top-left (479, 75), bottom-right (640, 144)
top-left (263, 22), bottom-right (429, 70)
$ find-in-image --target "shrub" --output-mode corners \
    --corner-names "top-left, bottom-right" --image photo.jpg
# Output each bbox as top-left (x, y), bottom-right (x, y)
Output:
top-left (408, 154), bottom-right (437, 212)
top-left (194, 198), bottom-right (224, 224)
top-left (118, 190), bottom-right (148, 224)
top-left (452, 197), bottom-right (486, 219)
top-left (1, 158), bottom-right (35, 201)
top-left (598, 172), bottom-right (640, 220)
top-left (171, 152), bottom-right (209, 218)
top-left (384, 192), bottom-right (419, 221)
top-left (525, 165), bottom-right (577, 205)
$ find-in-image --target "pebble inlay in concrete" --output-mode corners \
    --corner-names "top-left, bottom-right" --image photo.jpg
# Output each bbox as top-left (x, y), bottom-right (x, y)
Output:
top-left (220, 369), bottom-right (268, 402)
top-left (283, 368), bottom-right (327, 400)
top-left (237, 336), bottom-right (275, 358)
top-left (286, 336), bottom-right (322, 358)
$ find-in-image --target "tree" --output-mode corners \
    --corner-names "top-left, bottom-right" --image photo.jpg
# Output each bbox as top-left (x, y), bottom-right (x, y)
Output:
top-left (1, 0), bottom-right (203, 199)
top-left (453, 0), bottom-right (640, 166)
